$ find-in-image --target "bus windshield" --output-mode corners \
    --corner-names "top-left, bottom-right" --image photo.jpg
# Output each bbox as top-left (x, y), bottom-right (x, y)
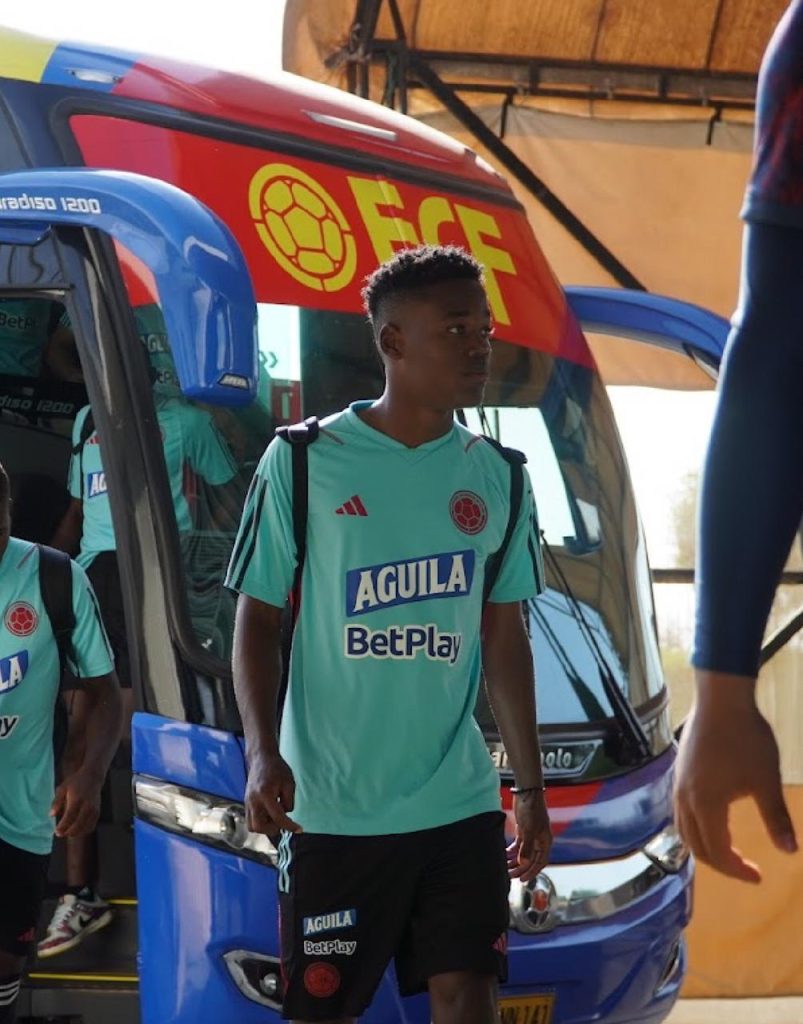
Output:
top-left (141, 298), bottom-right (664, 731)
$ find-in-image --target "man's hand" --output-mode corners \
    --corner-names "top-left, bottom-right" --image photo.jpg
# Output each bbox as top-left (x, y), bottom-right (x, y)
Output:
top-left (245, 752), bottom-right (302, 837)
top-left (674, 671), bottom-right (797, 883)
top-left (507, 791), bottom-right (552, 882)
top-left (50, 767), bottom-right (103, 838)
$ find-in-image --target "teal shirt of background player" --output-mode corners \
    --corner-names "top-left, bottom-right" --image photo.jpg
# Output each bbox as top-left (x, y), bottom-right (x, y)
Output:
top-left (69, 397), bottom-right (238, 568)
top-left (0, 538), bottom-right (114, 854)
top-left (226, 401), bottom-right (544, 836)
top-left (0, 299), bottom-right (61, 377)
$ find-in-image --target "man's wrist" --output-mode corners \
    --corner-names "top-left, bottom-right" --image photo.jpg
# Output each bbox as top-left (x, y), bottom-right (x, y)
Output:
top-left (694, 670), bottom-right (758, 710)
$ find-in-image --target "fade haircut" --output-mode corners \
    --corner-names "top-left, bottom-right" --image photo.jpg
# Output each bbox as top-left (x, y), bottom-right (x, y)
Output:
top-left (361, 244), bottom-right (484, 327)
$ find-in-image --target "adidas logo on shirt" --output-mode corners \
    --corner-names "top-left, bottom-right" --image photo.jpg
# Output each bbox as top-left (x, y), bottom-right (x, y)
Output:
top-left (335, 495), bottom-right (368, 517)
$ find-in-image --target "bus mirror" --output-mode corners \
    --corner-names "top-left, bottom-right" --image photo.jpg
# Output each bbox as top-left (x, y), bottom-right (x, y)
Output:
top-left (564, 286), bottom-right (729, 372)
top-left (0, 168), bottom-right (258, 405)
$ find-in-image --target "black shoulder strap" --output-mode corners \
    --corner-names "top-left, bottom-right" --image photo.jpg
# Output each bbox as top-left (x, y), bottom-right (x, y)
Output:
top-left (274, 417), bottom-right (320, 604)
top-left (72, 408), bottom-right (95, 501)
top-left (37, 545), bottom-right (75, 682)
top-left (481, 437), bottom-right (527, 605)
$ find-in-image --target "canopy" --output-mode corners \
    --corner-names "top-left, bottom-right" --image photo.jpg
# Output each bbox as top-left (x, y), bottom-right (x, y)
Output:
top-left (282, 0), bottom-right (788, 388)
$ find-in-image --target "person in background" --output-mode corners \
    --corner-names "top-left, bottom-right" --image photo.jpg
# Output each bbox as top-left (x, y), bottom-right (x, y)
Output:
top-left (228, 245), bottom-right (552, 1024)
top-left (38, 310), bottom-right (239, 957)
top-left (674, 0), bottom-right (803, 882)
top-left (0, 461), bottom-right (121, 1018)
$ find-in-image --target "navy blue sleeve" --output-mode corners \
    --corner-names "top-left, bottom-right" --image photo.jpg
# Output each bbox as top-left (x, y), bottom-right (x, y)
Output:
top-left (693, 221), bottom-right (803, 676)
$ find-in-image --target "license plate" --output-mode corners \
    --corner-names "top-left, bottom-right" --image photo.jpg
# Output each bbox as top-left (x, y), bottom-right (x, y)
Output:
top-left (499, 993), bottom-right (555, 1024)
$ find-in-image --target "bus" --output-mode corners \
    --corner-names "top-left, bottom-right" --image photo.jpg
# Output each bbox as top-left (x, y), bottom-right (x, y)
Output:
top-left (0, 27), bottom-right (719, 1024)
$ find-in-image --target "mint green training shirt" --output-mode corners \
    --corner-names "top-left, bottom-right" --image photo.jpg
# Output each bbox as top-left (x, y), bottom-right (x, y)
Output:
top-left (69, 397), bottom-right (237, 568)
top-left (0, 299), bottom-right (59, 377)
top-left (226, 402), bottom-right (544, 836)
top-left (0, 538), bottom-right (114, 854)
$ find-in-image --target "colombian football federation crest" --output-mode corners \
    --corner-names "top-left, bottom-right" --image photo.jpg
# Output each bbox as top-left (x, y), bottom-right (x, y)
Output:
top-left (4, 602), bottom-right (37, 637)
top-left (450, 491), bottom-right (487, 535)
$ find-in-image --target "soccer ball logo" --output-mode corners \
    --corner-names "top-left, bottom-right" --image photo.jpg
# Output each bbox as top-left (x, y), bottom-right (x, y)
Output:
top-left (5, 602), bottom-right (38, 636)
top-left (450, 491), bottom-right (488, 535)
top-left (249, 164), bottom-right (357, 293)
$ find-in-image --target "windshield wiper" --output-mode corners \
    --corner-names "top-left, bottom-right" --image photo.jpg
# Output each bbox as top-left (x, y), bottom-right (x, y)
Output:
top-left (539, 532), bottom-right (653, 765)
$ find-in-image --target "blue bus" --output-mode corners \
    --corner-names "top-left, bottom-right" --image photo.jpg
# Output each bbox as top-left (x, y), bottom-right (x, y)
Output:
top-left (0, 28), bottom-right (726, 1024)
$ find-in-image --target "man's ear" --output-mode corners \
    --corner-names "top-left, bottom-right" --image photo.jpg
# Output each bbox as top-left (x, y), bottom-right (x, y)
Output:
top-left (378, 321), bottom-right (404, 363)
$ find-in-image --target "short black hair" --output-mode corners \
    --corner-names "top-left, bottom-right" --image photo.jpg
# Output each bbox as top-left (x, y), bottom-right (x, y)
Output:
top-left (361, 244), bottom-right (484, 323)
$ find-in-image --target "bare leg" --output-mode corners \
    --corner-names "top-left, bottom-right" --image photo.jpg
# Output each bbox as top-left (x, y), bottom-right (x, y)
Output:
top-left (429, 970), bottom-right (498, 1024)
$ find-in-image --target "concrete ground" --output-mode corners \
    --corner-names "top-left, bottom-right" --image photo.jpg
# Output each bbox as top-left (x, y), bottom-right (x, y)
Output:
top-left (666, 999), bottom-right (803, 1023)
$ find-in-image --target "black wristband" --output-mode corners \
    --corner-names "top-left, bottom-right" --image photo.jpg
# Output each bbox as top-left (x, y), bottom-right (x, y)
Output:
top-left (510, 784), bottom-right (545, 795)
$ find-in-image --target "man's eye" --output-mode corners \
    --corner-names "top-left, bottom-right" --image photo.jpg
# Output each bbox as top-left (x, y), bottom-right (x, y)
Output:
top-left (483, 325), bottom-right (495, 340)
top-left (447, 324), bottom-right (466, 335)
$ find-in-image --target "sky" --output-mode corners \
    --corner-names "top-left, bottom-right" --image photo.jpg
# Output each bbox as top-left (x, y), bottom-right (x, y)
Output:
top-left (0, 1), bottom-right (287, 77)
top-left (0, 1), bottom-right (717, 568)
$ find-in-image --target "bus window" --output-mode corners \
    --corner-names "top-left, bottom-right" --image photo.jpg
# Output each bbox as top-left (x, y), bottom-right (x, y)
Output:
top-left (135, 300), bottom-right (380, 665)
top-left (463, 340), bottom-right (666, 738)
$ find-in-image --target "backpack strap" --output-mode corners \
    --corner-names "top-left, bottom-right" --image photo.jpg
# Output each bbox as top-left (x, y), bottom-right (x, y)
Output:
top-left (38, 544), bottom-right (75, 680)
top-left (274, 417), bottom-right (320, 609)
top-left (37, 545), bottom-right (75, 765)
top-left (481, 437), bottom-right (527, 605)
top-left (72, 408), bottom-right (95, 502)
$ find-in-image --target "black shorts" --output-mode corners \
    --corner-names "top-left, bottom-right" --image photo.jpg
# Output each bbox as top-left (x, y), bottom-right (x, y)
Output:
top-left (0, 837), bottom-right (50, 957)
top-left (278, 811), bottom-right (509, 1021)
top-left (87, 551), bottom-right (131, 687)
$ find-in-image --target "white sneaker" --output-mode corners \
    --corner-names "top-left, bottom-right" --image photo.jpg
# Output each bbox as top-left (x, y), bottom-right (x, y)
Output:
top-left (37, 893), bottom-right (113, 958)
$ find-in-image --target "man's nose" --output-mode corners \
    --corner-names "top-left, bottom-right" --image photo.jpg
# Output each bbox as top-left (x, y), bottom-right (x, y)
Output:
top-left (468, 329), bottom-right (491, 355)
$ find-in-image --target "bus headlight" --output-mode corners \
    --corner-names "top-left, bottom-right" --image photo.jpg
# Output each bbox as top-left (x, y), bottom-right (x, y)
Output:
top-left (643, 825), bottom-right (690, 873)
top-left (133, 775), bottom-right (278, 866)
top-left (509, 825), bottom-right (689, 934)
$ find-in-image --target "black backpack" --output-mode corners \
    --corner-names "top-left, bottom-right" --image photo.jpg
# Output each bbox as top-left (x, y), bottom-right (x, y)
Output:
top-left (71, 408), bottom-right (96, 501)
top-left (37, 544), bottom-right (75, 766)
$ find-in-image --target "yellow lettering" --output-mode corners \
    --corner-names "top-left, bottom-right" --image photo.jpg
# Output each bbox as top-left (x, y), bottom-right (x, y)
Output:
top-left (455, 204), bottom-right (516, 325)
top-left (348, 177), bottom-right (419, 262)
top-left (418, 196), bottom-right (456, 245)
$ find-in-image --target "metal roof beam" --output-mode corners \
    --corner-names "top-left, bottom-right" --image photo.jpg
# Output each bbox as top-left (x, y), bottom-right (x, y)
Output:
top-left (409, 55), bottom-right (645, 291)
top-left (372, 42), bottom-right (758, 107)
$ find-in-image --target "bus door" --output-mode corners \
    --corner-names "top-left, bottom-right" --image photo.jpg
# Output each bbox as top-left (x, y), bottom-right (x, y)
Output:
top-left (0, 167), bottom-right (257, 1024)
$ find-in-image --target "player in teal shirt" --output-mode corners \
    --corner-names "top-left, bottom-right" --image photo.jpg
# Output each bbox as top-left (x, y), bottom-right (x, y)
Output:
top-left (0, 299), bottom-right (65, 378)
top-left (64, 395), bottom-right (238, 569)
top-left (228, 245), bottom-right (552, 1024)
top-left (0, 463), bottom-right (121, 1021)
top-left (41, 313), bottom-right (239, 959)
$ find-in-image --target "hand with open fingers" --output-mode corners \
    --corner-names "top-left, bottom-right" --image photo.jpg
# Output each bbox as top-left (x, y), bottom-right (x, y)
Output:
top-left (508, 790), bottom-right (552, 882)
top-left (50, 768), bottom-right (103, 838)
top-left (245, 752), bottom-right (302, 837)
top-left (674, 697), bottom-right (797, 883)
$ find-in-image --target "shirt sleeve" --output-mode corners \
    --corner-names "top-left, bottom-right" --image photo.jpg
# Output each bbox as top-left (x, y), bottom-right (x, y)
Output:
top-left (185, 407), bottom-right (238, 485)
top-left (224, 437), bottom-right (297, 607)
top-left (68, 561), bottom-right (115, 679)
top-left (68, 405), bottom-right (89, 500)
top-left (487, 468), bottom-right (545, 603)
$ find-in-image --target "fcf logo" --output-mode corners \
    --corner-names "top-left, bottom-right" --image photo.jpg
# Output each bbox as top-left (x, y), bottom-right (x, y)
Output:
top-left (249, 164), bottom-right (357, 292)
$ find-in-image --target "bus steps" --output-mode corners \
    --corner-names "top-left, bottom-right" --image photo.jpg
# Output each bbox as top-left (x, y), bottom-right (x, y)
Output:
top-left (21, 900), bottom-right (138, 1023)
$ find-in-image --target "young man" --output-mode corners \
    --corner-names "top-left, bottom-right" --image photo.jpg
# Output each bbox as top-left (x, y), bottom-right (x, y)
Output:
top-left (39, 310), bottom-right (239, 957)
top-left (0, 461), bottom-right (121, 1022)
top-left (675, 0), bottom-right (803, 883)
top-left (227, 244), bottom-right (552, 1024)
